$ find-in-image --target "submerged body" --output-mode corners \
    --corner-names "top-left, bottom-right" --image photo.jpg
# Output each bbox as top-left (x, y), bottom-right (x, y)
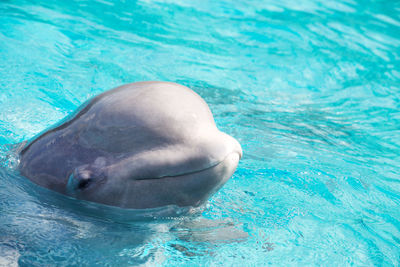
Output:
top-left (19, 82), bottom-right (242, 209)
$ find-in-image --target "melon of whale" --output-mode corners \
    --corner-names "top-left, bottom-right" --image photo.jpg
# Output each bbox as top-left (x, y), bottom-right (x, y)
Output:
top-left (18, 81), bottom-right (242, 209)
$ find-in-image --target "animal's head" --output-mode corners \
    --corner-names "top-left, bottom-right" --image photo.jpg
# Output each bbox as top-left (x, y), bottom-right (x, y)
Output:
top-left (22, 82), bottom-right (242, 209)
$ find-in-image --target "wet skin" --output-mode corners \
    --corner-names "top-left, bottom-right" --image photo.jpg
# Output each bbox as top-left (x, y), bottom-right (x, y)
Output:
top-left (19, 82), bottom-right (242, 209)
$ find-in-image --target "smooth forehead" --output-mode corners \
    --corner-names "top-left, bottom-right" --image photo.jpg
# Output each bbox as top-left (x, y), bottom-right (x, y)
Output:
top-left (87, 81), bottom-right (216, 128)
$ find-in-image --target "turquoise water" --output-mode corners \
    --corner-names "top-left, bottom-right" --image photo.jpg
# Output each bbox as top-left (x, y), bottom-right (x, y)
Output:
top-left (1, 0), bottom-right (400, 265)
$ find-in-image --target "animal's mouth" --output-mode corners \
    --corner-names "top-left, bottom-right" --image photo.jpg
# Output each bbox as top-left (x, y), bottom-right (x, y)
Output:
top-left (130, 151), bottom-right (241, 208)
top-left (134, 150), bottom-right (242, 181)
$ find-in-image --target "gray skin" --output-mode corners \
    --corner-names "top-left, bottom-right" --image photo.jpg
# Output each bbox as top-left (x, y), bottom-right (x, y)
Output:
top-left (19, 81), bottom-right (242, 209)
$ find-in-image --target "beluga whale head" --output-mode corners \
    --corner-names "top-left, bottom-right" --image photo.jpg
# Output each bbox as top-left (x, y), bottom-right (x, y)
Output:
top-left (19, 81), bottom-right (242, 209)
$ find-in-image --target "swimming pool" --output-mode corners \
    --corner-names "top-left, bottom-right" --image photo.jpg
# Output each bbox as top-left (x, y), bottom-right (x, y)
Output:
top-left (0, 0), bottom-right (399, 265)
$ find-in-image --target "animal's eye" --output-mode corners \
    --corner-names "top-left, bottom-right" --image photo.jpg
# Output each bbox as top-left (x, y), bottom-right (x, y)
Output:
top-left (67, 163), bottom-right (106, 193)
top-left (78, 178), bottom-right (91, 189)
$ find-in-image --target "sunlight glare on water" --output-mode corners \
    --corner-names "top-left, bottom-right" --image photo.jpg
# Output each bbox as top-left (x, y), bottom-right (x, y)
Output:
top-left (0, 0), bottom-right (400, 265)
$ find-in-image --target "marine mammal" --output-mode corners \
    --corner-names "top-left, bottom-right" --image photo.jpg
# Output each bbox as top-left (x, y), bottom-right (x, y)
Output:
top-left (18, 81), bottom-right (242, 209)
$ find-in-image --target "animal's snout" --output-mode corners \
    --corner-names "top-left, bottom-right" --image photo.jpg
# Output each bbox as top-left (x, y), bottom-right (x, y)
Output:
top-left (224, 134), bottom-right (243, 160)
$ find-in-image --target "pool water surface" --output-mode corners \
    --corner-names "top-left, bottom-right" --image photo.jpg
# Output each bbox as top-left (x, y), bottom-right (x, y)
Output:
top-left (0, 0), bottom-right (400, 265)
